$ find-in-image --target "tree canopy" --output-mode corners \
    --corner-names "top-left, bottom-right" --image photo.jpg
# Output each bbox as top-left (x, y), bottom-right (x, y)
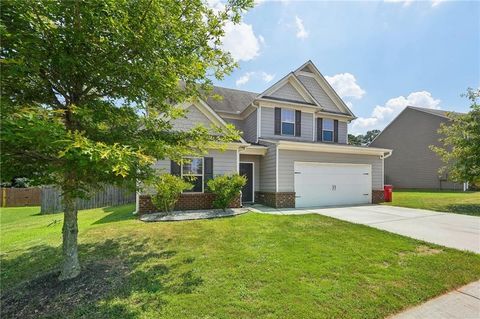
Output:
top-left (348, 129), bottom-right (381, 146)
top-left (431, 88), bottom-right (480, 186)
top-left (1, 0), bottom-right (253, 279)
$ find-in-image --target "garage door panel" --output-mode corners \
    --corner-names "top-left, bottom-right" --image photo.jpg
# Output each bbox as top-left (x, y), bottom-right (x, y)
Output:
top-left (294, 162), bottom-right (372, 207)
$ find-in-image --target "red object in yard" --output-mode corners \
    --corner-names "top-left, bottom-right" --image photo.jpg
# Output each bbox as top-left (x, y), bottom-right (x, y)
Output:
top-left (384, 185), bottom-right (393, 202)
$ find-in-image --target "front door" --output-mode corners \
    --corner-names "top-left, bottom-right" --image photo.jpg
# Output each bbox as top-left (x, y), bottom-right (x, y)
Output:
top-left (239, 162), bottom-right (254, 203)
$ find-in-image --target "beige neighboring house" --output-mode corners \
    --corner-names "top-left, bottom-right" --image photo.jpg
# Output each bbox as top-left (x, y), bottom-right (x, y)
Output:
top-left (370, 106), bottom-right (465, 190)
top-left (137, 60), bottom-right (393, 214)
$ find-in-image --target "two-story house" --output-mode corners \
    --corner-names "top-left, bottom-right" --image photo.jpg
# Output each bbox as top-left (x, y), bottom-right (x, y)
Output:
top-left (137, 61), bottom-right (392, 213)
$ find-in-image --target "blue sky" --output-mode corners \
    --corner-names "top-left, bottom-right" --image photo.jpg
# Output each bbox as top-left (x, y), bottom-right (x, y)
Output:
top-left (212, 0), bottom-right (480, 134)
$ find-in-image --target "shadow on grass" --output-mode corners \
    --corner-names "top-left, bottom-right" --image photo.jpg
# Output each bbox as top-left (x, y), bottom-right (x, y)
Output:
top-left (93, 205), bottom-right (137, 225)
top-left (445, 204), bottom-right (480, 216)
top-left (1, 237), bottom-right (202, 319)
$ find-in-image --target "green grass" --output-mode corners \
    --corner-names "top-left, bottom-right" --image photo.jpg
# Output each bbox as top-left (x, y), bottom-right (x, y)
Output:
top-left (383, 189), bottom-right (480, 216)
top-left (1, 205), bottom-right (480, 319)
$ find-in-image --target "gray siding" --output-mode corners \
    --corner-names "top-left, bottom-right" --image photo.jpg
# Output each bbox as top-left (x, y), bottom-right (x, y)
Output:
top-left (152, 149), bottom-right (237, 176)
top-left (314, 118), bottom-right (348, 144)
top-left (278, 150), bottom-right (384, 192)
top-left (258, 142), bottom-right (277, 192)
top-left (243, 110), bottom-right (258, 143)
top-left (173, 104), bottom-right (213, 131)
top-left (338, 121), bottom-right (348, 144)
top-left (224, 118), bottom-right (244, 132)
top-left (370, 108), bottom-right (462, 189)
top-left (260, 107), bottom-right (314, 142)
top-left (269, 82), bottom-right (306, 102)
top-left (297, 75), bottom-right (340, 113)
top-left (239, 154), bottom-right (261, 192)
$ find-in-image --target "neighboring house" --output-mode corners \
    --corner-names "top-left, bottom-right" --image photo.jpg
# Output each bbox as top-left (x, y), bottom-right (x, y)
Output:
top-left (370, 106), bottom-right (464, 190)
top-left (138, 60), bottom-right (392, 213)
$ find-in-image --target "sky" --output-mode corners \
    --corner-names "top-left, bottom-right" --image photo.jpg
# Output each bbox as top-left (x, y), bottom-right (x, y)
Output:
top-left (211, 0), bottom-right (480, 135)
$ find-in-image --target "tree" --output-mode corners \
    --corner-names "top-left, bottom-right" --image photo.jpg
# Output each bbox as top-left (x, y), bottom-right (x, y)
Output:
top-left (348, 134), bottom-right (362, 145)
top-left (1, 0), bottom-right (253, 280)
top-left (431, 88), bottom-right (480, 185)
top-left (348, 130), bottom-right (381, 146)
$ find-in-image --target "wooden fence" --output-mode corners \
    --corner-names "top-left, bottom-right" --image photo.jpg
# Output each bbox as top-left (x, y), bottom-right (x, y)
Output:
top-left (41, 185), bottom-right (136, 214)
top-left (0, 187), bottom-right (42, 207)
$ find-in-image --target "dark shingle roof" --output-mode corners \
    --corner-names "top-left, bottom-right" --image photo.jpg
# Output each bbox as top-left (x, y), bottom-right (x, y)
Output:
top-left (408, 106), bottom-right (463, 118)
top-left (205, 86), bottom-right (258, 114)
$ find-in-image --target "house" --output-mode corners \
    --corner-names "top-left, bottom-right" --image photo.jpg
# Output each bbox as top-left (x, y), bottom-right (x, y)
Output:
top-left (137, 60), bottom-right (392, 213)
top-left (370, 106), bottom-right (464, 190)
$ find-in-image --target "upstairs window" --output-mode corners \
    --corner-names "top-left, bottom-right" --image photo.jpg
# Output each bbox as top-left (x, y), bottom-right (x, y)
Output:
top-left (182, 157), bottom-right (203, 192)
top-left (322, 119), bottom-right (334, 142)
top-left (281, 109), bottom-right (295, 136)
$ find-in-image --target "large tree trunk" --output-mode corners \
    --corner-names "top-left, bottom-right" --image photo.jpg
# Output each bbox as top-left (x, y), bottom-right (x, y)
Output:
top-left (59, 193), bottom-right (80, 280)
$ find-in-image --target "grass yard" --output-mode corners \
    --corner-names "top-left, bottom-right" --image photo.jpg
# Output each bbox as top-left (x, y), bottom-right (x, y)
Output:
top-left (1, 205), bottom-right (480, 319)
top-left (383, 189), bottom-right (480, 216)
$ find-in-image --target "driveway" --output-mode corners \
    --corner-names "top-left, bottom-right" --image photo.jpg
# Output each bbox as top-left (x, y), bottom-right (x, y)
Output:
top-left (252, 204), bottom-right (480, 253)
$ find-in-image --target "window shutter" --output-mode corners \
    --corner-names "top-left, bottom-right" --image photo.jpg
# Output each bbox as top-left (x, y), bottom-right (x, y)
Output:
top-left (334, 120), bottom-right (339, 143)
top-left (295, 110), bottom-right (301, 137)
top-left (274, 107), bottom-right (281, 135)
top-left (170, 160), bottom-right (181, 176)
top-left (317, 118), bottom-right (323, 141)
top-left (204, 157), bottom-right (213, 192)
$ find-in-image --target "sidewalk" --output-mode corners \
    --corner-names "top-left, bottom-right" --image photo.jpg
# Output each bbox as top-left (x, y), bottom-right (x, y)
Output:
top-left (389, 280), bottom-right (480, 319)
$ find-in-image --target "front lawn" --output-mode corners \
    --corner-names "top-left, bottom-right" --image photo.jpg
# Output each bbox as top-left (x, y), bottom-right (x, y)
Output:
top-left (383, 189), bottom-right (480, 216)
top-left (1, 205), bottom-right (480, 319)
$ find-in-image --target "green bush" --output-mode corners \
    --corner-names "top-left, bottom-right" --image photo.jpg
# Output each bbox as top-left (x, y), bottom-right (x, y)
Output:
top-left (151, 174), bottom-right (193, 212)
top-left (207, 174), bottom-right (246, 211)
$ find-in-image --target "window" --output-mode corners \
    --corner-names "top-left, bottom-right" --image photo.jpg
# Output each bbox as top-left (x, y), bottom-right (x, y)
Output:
top-left (322, 119), bottom-right (334, 142)
top-left (281, 109), bottom-right (295, 136)
top-left (182, 157), bottom-right (203, 192)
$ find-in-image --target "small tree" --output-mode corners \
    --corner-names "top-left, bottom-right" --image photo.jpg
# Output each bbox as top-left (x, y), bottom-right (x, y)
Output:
top-left (431, 88), bottom-right (480, 186)
top-left (150, 174), bottom-right (192, 213)
top-left (0, 0), bottom-right (252, 280)
top-left (207, 174), bottom-right (246, 211)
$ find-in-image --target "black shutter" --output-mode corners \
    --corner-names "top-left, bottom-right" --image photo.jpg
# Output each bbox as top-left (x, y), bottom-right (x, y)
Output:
top-left (334, 120), bottom-right (339, 143)
top-left (295, 110), bottom-right (301, 137)
top-left (274, 107), bottom-right (281, 135)
top-left (171, 160), bottom-right (181, 176)
top-left (204, 157), bottom-right (213, 192)
top-left (317, 118), bottom-right (323, 142)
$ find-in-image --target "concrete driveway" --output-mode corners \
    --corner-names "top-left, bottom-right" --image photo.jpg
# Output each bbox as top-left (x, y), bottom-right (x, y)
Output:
top-left (252, 204), bottom-right (480, 253)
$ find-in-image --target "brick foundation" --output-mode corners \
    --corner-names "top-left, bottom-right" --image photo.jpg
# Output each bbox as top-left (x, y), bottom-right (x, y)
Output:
top-left (372, 190), bottom-right (385, 204)
top-left (138, 193), bottom-right (241, 214)
top-left (255, 192), bottom-right (296, 208)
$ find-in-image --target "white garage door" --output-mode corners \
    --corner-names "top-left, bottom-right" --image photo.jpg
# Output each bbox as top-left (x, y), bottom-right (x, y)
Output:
top-left (294, 162), bottom-right (372, 207)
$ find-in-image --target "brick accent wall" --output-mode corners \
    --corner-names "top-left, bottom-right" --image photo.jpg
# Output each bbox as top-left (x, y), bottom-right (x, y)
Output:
top-left (138, 193), bottom-right (241, 214)
top-left (255, 192), bottom-right (296, 208)
top-left (372, 190), bottom-right (384, 204)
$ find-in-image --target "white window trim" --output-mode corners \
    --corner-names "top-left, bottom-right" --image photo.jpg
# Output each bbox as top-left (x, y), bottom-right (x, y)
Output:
top-left (281, 108), bottom-right (295, 136)
top-left (181, 157), bottom-right (204, 193)
top-left (322, 119), bottom-right (334, 142)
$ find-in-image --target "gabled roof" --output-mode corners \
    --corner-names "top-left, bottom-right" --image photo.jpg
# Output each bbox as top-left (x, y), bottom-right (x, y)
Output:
top-left (205, 86), bottom-right (258, 114)
top-left (407, 106), bottom-right (462, 119)
top-left (294, 60), bottom-right (356, 117)
top-left (369, 106), bottom-right (462, 145)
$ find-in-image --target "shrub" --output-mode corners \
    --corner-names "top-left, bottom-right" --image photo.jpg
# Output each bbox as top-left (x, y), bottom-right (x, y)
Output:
top-left (151, 174), bottom-right (193, 213)
top-left (207, 174), bottom-right (246, 211)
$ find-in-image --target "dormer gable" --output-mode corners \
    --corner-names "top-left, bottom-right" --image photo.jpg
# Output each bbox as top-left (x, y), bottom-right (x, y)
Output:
top-left (257, 73), bottom-right (319, 107)
top-left (294, 61), bottom-right (355, 118)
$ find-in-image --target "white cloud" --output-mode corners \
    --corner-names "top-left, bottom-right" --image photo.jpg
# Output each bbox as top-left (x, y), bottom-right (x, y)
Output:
top-left (294, 16), bottom-right (309, 39)
top-left (350, 91), bottom-right (441, 134)
top-left (236, 72), bottom-right (254, 86)
top-left (384, 0), bottom-right (414, 7)
top-left (431, 0), bottom-right (446, 7)
top-left (235, 71), bottom-right (276, 87)
top-left (258, 35), bottom-right (265, 46)
top-left (222, 22), bottom-right (261, 61)
top-left (384, 0), bottom-right (446, 7)
top-left (325, 73), bottom-right (366, 99)
top-left (261, 72), bottom-right (275, 83)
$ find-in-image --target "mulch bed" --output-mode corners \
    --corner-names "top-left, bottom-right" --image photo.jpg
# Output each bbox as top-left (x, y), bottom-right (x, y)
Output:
top-left (1, 259), bottom-right (128, 319)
